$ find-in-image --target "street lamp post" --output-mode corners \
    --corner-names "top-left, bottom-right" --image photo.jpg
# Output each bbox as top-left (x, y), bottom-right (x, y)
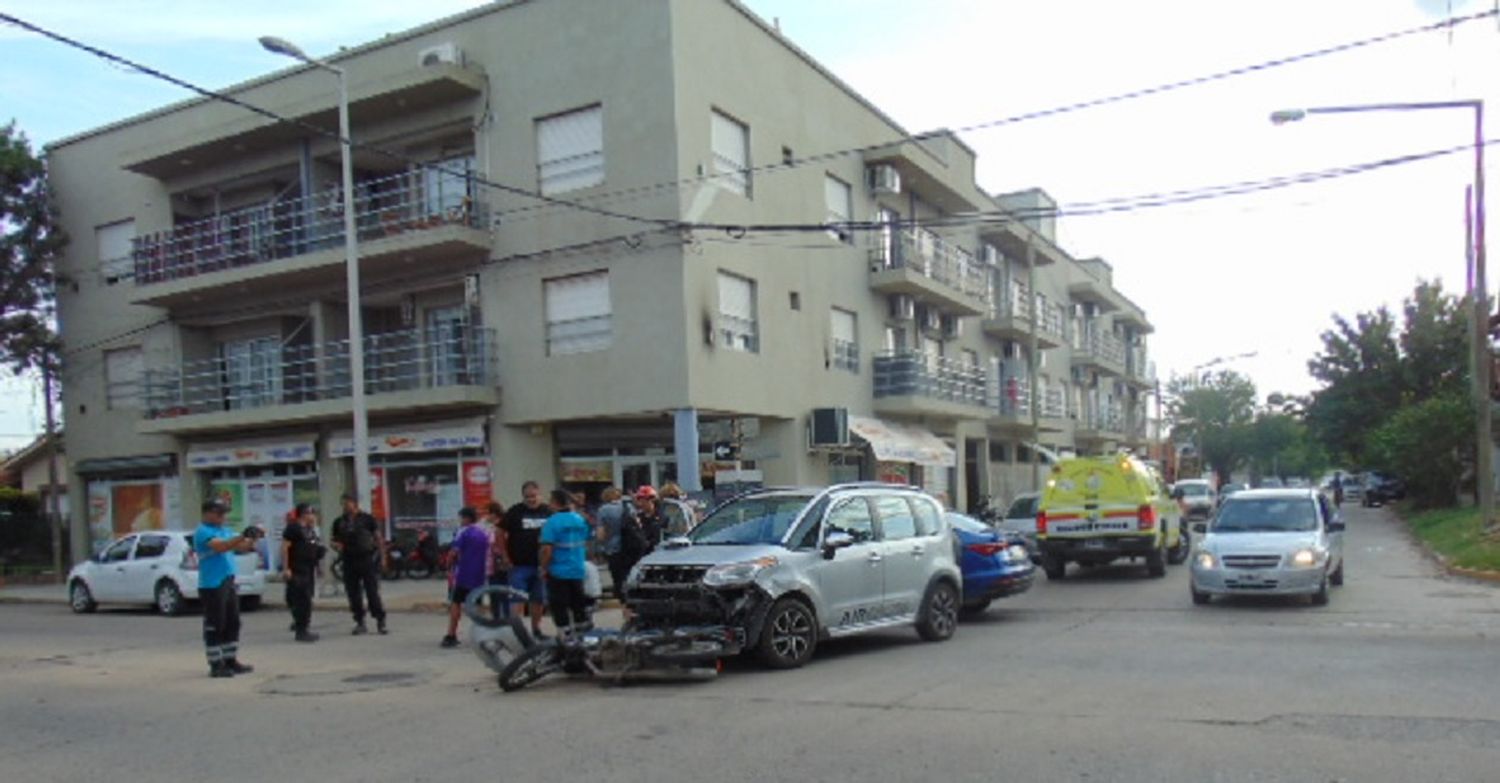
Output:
top-left (260, 36), bottom-right (371, 514)
top-left (1271, 100), bottom-right (1491, 529)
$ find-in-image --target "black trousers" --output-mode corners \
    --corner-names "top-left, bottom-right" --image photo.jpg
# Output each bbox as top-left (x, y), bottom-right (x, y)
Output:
top-left (547, 576), bottom-right (590, 631)
top-left (343, 564), bottom-right (386, 623)
top-left (606, 553), bottom-right (632, 599)
top-left (285, 573), bottom-right (314, 631)
top-left (201, 579), bottom-right (241, 665)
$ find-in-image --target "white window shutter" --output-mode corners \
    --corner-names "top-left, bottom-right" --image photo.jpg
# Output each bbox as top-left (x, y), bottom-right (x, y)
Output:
top-left (537, 106), bottom-right (604, 195)
top-left (545, 271), bottom-right (612, 355)
top-left (830, 308), bottom-right (856, 344)
top-left (711, 111), bottom-right (750, 195)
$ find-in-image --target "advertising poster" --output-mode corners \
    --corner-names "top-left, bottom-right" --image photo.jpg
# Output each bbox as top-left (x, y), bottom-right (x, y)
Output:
top-left (369, 467), bottom-right (388, 527)
top-left (111, 482), bottom-right (165, 536)
top-left (461, 459), bottom-right (493, 510)
top-left (87, 482), bottom-right (112, 551)
top-left (208, 482), bottom-right (246, 530)
top-left (876, 461), bottom-right (911, 486)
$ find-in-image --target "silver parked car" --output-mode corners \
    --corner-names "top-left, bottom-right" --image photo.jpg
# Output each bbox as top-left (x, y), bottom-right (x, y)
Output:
top-left (624, 484), bottom-right (964, 669)
top-left (998, 491), bottom-right (1042, 561)
top-left (1189, 489), bottom-right (1345, 606)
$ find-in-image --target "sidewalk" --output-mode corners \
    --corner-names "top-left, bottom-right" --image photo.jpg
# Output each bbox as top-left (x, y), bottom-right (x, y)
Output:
top-left (0, 577), bottom-right (622, 614)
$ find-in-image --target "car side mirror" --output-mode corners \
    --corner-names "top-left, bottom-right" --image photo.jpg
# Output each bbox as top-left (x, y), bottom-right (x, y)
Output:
top-left (823, 530), bottom-right (855, 559)
top-left (1191, 522), bottom-right (1208, 535)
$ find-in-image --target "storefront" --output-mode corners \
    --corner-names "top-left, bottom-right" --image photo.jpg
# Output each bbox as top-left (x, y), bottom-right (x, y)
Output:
top-left (188, 436), bottom-right (320, 572)
top-left (75, 454), bottom-right (180, 553)
top-left (328, 418), bottom-right (491, 543)
top-left (846, 416), bottom-right (956, 501)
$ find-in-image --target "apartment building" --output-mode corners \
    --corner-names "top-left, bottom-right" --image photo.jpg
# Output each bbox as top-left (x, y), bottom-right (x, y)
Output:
top-left (47, 0), bottom-right (1155, 561)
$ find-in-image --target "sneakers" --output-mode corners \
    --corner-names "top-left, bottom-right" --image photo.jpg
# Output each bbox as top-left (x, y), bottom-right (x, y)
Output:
top-left (440, 635), bottom-right (460, 649)
top-left (209, 662), bottom-right (233, 679)
top-left (352, 623), bottom-right (369, 636)
top-left (295, 630), bottom-right (320, 643)
top-left (225, 659), bottom-right (254, 675)
top-left (377, 619), bottom-right (389, 635)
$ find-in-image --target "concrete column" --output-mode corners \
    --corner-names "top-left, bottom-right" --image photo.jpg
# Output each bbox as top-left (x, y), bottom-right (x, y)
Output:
top-left (674, 409), bottom-right (701, 493)
top-left (66, 478), bottom-right (88, 565)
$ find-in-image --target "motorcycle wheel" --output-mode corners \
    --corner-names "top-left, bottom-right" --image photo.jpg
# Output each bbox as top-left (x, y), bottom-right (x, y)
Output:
top-left (498, 642), bottom-right (564, 692)
top-left (406, 558), bottom-right (434, 581)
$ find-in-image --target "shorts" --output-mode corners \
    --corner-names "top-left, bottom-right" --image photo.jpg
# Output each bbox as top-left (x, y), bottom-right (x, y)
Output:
top-left (450, 585), bottom-right (476, 605)
top-left (507, 565), bottom-right (547, 604)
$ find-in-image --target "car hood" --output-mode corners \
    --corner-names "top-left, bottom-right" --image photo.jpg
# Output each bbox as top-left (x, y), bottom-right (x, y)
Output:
top-left (638, 542), bottom-right (787, 567)
top-left (1203, 531), bottom-right (1318, 553)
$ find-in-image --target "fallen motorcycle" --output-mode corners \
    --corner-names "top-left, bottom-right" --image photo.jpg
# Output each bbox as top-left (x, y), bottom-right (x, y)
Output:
top-left (464, 586), bottom-right (741, 692)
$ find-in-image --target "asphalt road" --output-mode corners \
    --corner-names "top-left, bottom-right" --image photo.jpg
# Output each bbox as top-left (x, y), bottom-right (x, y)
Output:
top-left (4, 504), bottom-right (1500, 782)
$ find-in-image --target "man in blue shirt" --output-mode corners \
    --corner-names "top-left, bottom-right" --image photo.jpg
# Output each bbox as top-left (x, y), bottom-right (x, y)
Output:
top-left (194, 500), bottom-right (258, 678)
top-left (540, 488), bottom-right (593, 633)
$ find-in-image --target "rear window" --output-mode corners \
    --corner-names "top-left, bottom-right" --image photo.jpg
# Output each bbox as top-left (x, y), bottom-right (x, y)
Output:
top-left (1178, 484), bottom-right (1210, 497)
top-left (1006, 495), bottom-right (1038, 519)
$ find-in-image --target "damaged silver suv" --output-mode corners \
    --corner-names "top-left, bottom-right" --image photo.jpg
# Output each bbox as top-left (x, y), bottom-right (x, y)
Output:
top-left (623, 484), bottom-right (963, 669)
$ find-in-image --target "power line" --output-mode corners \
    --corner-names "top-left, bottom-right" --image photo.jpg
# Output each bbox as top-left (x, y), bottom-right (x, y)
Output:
top-left (0, 11), bottom-right (677, 230)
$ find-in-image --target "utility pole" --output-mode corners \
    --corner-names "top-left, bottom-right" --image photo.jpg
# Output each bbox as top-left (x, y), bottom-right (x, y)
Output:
top-left (43, 363), bottom-right (62, 580)
top-left (1026, 234), bottom-right (1041, 491)
top-left (1472, 104), bottom-right (1495, 532)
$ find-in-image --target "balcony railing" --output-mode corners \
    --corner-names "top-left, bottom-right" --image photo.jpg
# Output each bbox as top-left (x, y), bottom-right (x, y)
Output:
top-left (129, 169), bottom-right (488, 286)
top-left (1080, 402), bottom-right (1124, 433)
top-left (991, 281), bottom-right (1033, 322)
top-left (1044, 387), bottom-right (1066, 418)
top-left (871, 227), bottom-right (990, 303)
top-left (996, 373), bottom-right (1031, 417)
top-left (142, 327), bottom-right (496, 419)
top-left (1127, 348), bottom-right (1156, 383)
top-left (873, 350), bottom-right (988, 407)
top-left (1075, 330), bottom-right (1126, 368)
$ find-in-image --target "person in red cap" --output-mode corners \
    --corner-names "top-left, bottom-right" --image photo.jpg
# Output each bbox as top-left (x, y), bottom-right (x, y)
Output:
top-left (630, 486), bottom-right (667, 557)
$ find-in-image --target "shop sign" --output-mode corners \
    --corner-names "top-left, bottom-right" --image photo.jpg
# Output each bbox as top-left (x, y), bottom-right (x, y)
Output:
top-left (328, 420), bottom-right (486, 458)
top-left (462, 459), bottom-right (494, 510)
top-left (561, 461), bottom-right (613, 483)
top-left (187, 440), bottom-right (315, 469)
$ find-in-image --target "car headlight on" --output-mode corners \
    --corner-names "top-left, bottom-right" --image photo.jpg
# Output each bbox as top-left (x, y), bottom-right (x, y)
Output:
top-left (1289, 549), bottom-right (1323, 568)
top-left (1196, 552), bottom-right (1216, 569)
top-left (702, 556), bottom-right (779, 587)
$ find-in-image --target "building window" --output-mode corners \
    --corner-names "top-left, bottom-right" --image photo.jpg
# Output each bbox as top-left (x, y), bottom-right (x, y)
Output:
top-left (824, 175), bottom-right (852, 242)
top-left (545, 270), bottom-right (613, 356)
top-left (104, 346), bottom-right (144, 410)
top-left (423, 154), bottom-right (475, 216)
top-left (221, 336), bottom-right (283, 410)
top-left (711, 109), bottom-right (751, 196)
top-left (536, 105), bottom-right (604, 196)
top-left (717, 272), bottom-right (758, 352)
top-left (830, 308), bottom-right (858, 372)
top-left (97, 219), bottom-right (136, 283)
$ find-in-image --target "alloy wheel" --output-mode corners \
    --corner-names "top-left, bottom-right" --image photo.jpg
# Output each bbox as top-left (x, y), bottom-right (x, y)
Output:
top-left (771, 606), bottom-right (813, 660)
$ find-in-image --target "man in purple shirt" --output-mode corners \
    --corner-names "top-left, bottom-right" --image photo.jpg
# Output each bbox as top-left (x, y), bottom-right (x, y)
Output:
top-left (442, 507), bottom-right (491, 648)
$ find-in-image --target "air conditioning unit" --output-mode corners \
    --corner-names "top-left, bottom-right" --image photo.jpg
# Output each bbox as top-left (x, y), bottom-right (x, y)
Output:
top-left (419, 42), bottom-right (464, 67)
top-left (808, 407), bottom-right (851, 448)
top-left (889, 294), bottom-right (915, 321)
top-left (918, 306), bottom-right (942, 334)
top-left (940, 314), bottom-right (962, 339)
top-left (867, 164), bottom-right (902, 195)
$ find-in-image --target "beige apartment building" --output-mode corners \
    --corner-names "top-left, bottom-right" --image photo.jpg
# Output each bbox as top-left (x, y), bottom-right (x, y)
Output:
top-left (47, 0), bottom-right (1155, 561)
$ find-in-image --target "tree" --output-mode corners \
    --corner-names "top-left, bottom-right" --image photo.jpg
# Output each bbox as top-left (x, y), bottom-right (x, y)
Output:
top-left (1365, 391), bottom-right (1471, 508)
top-left (1398, 280), bottom-right (1468, 402)
top-left (1167, 370), bottom-right (1257, 485)
top-left (1305, 307), bottom-right (1403, 466)
top-left (1, 122), bottom-right (65, 373)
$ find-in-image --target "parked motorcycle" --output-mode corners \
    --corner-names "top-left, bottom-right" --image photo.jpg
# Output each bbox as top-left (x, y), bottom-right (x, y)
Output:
top-left (402, 529), bottom-right (445, 580)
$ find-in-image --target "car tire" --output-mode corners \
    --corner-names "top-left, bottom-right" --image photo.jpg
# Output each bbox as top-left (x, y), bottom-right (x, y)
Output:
top-left (1329, 562), bottom-right (1344, 587)
top-left (916, 580), bottom-right (960, 642)
top-left (1191, 585), bottom-right (1211, 606)
top-left (1146, 542), bottom-right (1167, 578)
top-left (1042, 555), bottom-right (1066, 580)
top-left (1311, 576), bottom-right (1330, 606)
top-left (155, 580), bottom-right (185, 616)
top-left (756, 597), bottom-right (818, 669)
top-left (1167, 529), bottom-right (1190, 565)
top-left (239, 595), bottom-right (263, 612)
top-left (69, 581), bottom-right (97, 614)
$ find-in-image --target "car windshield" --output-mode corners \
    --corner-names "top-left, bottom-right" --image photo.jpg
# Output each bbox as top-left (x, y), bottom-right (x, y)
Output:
top-left (1212, 497), bottom-right (1318, 532)
top-left (1005, 496), bottom-right (1038, 518)
top-left (946, 513), bottom-right (991, 534)
top-left (1178, 484), bottom-right (1210, 497)
top-left (688, 494), bottom-right (813, 545)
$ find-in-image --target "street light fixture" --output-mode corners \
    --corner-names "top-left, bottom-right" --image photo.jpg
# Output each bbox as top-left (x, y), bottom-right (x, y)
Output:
top-left (260, 35), bottom-right (372, 516)
top-left (1270, 99), bottom-right (1491, 529)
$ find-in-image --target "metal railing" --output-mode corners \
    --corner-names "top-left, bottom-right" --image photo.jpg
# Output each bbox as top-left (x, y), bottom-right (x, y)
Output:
top-left (995, 372), bottom-right (1031, 417)
top-left (1079, 401), bottom-right (1125, 433)
top-left (873, 351), bottom-right (988, 407)
top-left (990, 281), bottom-right (1033, 322)
top-left (1043, 387), bottom-right (1066, 418)
top-left (142, 326), bottom-right (496, 419)
top-left (1127, 348), bottom-right (1156, 383)
top-left (129, 169), bottom-right (489, 285)
top-left (1075, 330), bottom-right (1126, 368)
top-left (871, 227), bottom-right (990, 303)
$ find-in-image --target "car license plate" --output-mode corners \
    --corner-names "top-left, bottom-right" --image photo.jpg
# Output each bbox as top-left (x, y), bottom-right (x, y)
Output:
top-left (1083, 539), bottom-right (1106, 550)
top-left (1240, 572), bottom-right (1266, 583)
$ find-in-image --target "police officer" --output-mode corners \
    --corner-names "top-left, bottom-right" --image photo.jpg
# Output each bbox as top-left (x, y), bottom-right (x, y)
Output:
top-left (195, 499), bottom-right (259, 678)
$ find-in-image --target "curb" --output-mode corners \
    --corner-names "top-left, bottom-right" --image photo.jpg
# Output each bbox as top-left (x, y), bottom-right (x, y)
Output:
top-left (1392, 507), bottom-right (1500, 585)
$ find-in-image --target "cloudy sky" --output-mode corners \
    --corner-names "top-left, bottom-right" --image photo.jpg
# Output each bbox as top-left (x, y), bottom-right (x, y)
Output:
top-left (1, 0), bottom-right (1495, 451)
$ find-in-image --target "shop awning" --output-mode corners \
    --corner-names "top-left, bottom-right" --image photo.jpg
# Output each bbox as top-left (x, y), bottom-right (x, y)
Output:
top-left (75, 454), bottom-right (175, 476)
top-left (847, 416), bottom-right (955, 467)
top-left (186, 435), bottom-right (318, 469)
top-left (327, 418), bottom-right (486, 458)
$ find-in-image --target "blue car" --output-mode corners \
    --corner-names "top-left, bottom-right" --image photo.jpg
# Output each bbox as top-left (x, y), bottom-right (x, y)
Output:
top-left (947, 512), bottom-right (1036, 613)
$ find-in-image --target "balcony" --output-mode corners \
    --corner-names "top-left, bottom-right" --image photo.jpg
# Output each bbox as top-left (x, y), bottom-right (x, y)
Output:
top-left (982, 282), bottom-right (1064, 349)
top-left (991, 375), bottom-right (1068, 433)
top-left (1125, 348), bottom-right (1157, 388)
top-left (1076, 403), bottom-right (1125, 443)
top-left (1071, 331), bottom-right (1127, 375)
top-left (138, 327), bottom-right (498, 436)
top-left (125, 170), bottom-right (491, 309)
top-left (873, 351), bottom-right (990, 420)
top-left (869, 228), bottom-right (989, 316)
top-left (1043, 387), bottom-right (1067, 420)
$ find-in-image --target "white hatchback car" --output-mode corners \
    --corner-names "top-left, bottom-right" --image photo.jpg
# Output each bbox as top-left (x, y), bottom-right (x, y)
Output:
top-left (68, 532), bottom-right (268, 616)
top-left (1189, 489), bottom-right (1345, 606)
